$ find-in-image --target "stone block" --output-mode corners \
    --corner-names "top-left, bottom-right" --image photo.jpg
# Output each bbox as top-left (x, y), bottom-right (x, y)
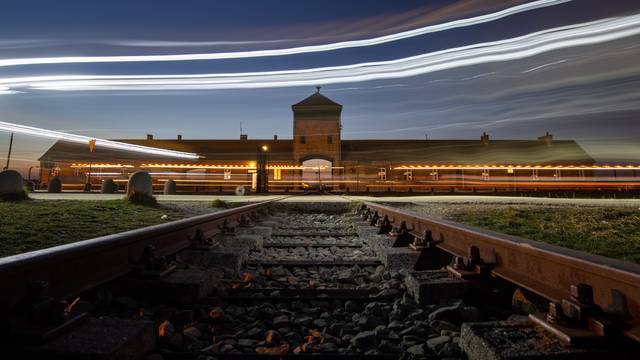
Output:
top-left (236, 225), bottom-right (272, 241)
top-left (364, 234), bottom-right (394, 255)
top-left (460, 320), bottom-right (632, 360)
top-left (356, 225), bottom-right (379, 238)
top-left (118, 268), bottom-right (217, 303)
top-left (404, 270), bottom-right (469, 305)
top-left (29, 317), bottom-right (154, 360)
top-left (101, 178), bottom-right (118, 193)
top-left (127, 171), bottom-right (153, 195)
top-left (179, 248), bottom-right (247, 274)
top-left (0, 169), bottom-right (23, 194)
top-left (380, 247), bottom-right (420, 271)
top-left (259, 220), bottom-right (280, 229)
top-left (221, 234), bottom-right (263, 251)
top-left (163, 179), bottom-right (176, 195)
top-left (48, 176), bottom-right (62, 193)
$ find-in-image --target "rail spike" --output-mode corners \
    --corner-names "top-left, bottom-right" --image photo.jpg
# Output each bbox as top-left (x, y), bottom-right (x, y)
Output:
top-left (368, 211), bottom-right (380, 226)
top-left (410, 229), bottom-right (442, 251)
top-left (360, 208), bottom-right (371, 221)
top-left (218, 219), bottom-right (236, 235)
top-left (446, 245), bottom-right (491, 279)
top-left (529, 283), bottom-right (623, 345)
top-left (189, 228), bottom-right (216, 250)
top-left (377, 215), bottom-right (393, 235)
top-left (390, 221), bottom-right (414, 247)
top-left (238, 215), bottom-right (252, 227)
top-left (132, 244), bottom-right (176, 278)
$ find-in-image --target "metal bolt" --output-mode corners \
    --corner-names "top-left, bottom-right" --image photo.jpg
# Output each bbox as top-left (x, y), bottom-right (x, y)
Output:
top-left (452, 256), bottom-right (466, 270)
top-left (547, 302), bottom-right (564, 324)
top-left (424, 229), bottom-right (433, 243)
top-left (468, 245), bottom-right (481, 261)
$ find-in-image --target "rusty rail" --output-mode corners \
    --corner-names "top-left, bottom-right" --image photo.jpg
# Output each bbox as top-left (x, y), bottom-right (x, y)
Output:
top-left (0, 199), bottom-right (279, 321)
top-left (362, 201), bottom-right (640, 341)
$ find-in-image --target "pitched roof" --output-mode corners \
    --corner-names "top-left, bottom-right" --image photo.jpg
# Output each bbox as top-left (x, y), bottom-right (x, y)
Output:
top-left (39, 138), bottom-right (595, 166)
top-left (39, 139), bottom-right (295, 165)
top-left (292, 89), bottom-right (342, 109)
top-left (340, 140), bottom-right (595, 165)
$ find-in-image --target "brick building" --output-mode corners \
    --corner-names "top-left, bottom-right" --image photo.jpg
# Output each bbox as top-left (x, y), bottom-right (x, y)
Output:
top-left (39, 88), bottom-right (640, 193)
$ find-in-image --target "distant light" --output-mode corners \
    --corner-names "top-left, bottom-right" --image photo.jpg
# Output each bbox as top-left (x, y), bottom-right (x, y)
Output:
top-left (71, 163), bottom-right (134, 168)
top-left (261, 145), bottom-right (269, 152)
top-left (0, 121), bottom-right (199, 159)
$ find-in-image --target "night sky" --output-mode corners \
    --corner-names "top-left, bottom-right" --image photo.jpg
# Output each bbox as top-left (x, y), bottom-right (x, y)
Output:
top-left (1, 0), bottom-right (640, 174)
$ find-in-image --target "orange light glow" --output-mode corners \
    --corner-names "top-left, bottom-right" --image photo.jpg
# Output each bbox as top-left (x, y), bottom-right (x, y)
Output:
top-left (71, 163), bottom-right (133, 168)
top-left (158, 320), bottom-right (171, 337)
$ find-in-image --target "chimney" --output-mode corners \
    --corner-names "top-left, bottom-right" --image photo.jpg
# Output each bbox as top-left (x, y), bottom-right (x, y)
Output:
top-left (481, 132), bottom-right (489, 145)
top-left (177, 134), bottom-right (182, 141)
top-left (240, 134), bottom-right (248, 140)
top-left (538, 131), bottom-right (553, 145)
top-left (146, 134), bottom-right (154, 140)
top-left (273, 134), bottom-right (278, 140)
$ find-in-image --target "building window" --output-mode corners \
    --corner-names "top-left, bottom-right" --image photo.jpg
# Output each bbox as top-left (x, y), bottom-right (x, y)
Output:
top-left (482, 169), bottom-right (490, 181)
top-left (378, 168), bottom-right (387, 181)
top-left (403, 169), bottom-right (413, 181)
top-left (327, 135), bottom-right (333, 144)
top-left (224, 169), bottom-right (231, 180)
top-left (300, 136), bottom-right (306, 144)
top-left (273, 168), bottom-right (282, 180)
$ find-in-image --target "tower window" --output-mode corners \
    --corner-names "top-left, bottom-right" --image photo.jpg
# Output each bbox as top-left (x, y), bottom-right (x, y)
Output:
top-left (300, 136), bottom-right (306, 144)
top-left (378, 168), bottom-right (387, 181)
top-left (327, 135), bottom-right (333, 144)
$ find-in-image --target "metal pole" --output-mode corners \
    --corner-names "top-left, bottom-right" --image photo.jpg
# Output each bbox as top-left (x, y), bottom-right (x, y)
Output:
top-left (4, 132), bottom-right (14, 170)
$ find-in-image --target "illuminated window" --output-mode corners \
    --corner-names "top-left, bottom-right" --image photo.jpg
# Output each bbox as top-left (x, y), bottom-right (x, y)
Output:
top-left (378, 168), bottom-right (387, 181)
top-left (403, 169), bottom-right (413, 181)
top-left (300, 136), bottom-right (306, 144)
top-left (273, 168), bottom-right (282, 180)
top-left (223, 169), bottom-right (231, 180)
top-left (327, 135), bottom-right (333, 144)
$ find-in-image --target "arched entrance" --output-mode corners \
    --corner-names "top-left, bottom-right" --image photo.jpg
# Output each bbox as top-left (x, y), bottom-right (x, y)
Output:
top-left (302, 158), bottom-right (332, 189)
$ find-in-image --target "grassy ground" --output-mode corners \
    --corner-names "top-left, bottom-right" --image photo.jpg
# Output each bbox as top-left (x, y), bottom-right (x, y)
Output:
top-left (0, 199), bottom-right (207, 258)
top-left (406, 204), bottom-right (640, 264)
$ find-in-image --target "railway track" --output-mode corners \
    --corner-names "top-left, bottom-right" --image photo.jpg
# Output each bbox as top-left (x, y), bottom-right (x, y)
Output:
top-left (0, 196), bottom-right (639, 359)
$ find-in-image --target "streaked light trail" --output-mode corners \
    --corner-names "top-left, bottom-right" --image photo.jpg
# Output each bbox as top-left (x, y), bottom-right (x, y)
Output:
top-left (0, 0), bottom-right (569, 68)
top-left (2, 13), bottom-right (639, 92)
top-left (0, 122), bottom-right (200, 159)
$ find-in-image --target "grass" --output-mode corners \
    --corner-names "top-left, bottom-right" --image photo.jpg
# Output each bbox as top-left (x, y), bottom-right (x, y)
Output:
top-left (0, 199), bottom-right (188, 258)
top-left (211, 199), bottom-right (230, 209)
top-left (445, 206), bottom-right (640, 264)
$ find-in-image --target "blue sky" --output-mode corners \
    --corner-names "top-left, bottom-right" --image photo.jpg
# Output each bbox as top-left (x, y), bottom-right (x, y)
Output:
top-left (1, 0), bottom-right (640, 172)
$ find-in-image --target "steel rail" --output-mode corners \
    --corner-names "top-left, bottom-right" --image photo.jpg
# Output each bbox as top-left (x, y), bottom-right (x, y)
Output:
top-left (362, 201), bottom-right (640, 341)
top-left (0, 199), bottom-right (280, 321)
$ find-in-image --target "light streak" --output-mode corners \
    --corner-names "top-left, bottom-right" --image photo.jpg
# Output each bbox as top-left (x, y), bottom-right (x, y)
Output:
top-left (394, 165), bottom-right (640, 170)
top-left (3, 14), bottom-right (640, 92)
top-left (0, 0), bottom-right (569, 68)
top-left (0, 122), bottom-right (199, 159)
